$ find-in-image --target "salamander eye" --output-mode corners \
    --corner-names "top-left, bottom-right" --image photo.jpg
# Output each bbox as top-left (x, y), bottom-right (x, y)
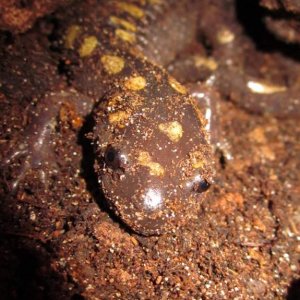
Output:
top-left (193, 179), bottom-right (210, 193)
top-left (104, 146), bottom-right (121, 170)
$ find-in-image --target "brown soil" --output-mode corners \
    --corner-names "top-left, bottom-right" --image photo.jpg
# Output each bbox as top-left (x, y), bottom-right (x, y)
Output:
top-left (0, 1), bottom-right (299, 299)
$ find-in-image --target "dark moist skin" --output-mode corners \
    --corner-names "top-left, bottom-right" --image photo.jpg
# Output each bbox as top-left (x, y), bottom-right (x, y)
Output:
top-left (196, 0), bottom-right (300, 117)
top-left (2, 0), bottom-right (214, 236)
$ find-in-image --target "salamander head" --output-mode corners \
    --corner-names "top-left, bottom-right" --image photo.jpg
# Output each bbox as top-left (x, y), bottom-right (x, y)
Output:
top-left (93, 81), bottom-right (214, 236)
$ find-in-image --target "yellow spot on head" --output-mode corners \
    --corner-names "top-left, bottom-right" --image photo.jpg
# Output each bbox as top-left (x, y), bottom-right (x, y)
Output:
top-left (137, 151), bottom-right (164, 177)
top-left (190, 150), bottom-right (206, 169)
top-left (108, 110), bottom-right (131, 128)
top-left (116, 2), bottom-right (144, 19)
top-left (217, 28), bottom-right (235, 44)
top-left (247, 80), bottom-right (286, 94)
top-left (110, 16), bottom-right (137, 32)
top-left (65, 25), bottom-right (81, 49)
top-left (101, 55), bottom-right (125, 75)
top-left (115, 29), bottom-right (136, 43)
top-left (158, 121), bottom-right (183, 142)
top-left (124, 76), bottom-right (146, 91)
top-left (79, 36), bottom-right (98, 57)
top-left (168, 77), bottom-right (187, 94)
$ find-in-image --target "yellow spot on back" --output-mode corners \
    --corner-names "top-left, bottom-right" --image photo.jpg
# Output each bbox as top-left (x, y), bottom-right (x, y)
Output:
top-left (138, 151), bottom-right (165, 177)
top-left (65, 25), bottom-right (81, 49)
top-left (247, 80), bottom-right (286, 94)
top-left (124, 76), bottom-right (146, 91)
top-left (190, 150), bottom-right (206, 169)
top-left (79, 36), bottom-right (98, 57)
top-left (158, 121), bottom-right (183, 142)
top-left (101, 55), bottom-right (125, 75)
top-left (168, 77), bottom-right (187, 94)
top-left (115, 29), bottom-right (136, 43)
top-left (108, 110), bottom-right (131, 128)
top-left (110, 16), bottom-right (137, 32)
top-left (116, 2), bottom-right (144, 19)
top-left (217, 28), bottom-right (235, 44)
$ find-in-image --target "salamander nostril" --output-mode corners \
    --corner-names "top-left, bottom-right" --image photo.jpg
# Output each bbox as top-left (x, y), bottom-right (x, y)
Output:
top-left (193, 179), bottom-right (210, 193)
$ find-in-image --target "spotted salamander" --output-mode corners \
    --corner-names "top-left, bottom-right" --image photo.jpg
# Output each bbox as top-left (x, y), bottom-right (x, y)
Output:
top-left (2, 0), bottom-right (215, 236)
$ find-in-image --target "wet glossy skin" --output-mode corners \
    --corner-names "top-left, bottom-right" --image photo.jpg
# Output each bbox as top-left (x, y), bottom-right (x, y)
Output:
top-left (1, 0), bottom-right (214, 236)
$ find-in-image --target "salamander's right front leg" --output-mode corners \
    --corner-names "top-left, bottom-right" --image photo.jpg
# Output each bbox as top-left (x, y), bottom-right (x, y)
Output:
top-left (1, 89), bottom-right (94, 194)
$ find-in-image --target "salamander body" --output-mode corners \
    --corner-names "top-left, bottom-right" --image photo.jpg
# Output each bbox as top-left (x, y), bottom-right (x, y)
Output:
top-left (1, 0), bottom-right (214, 236)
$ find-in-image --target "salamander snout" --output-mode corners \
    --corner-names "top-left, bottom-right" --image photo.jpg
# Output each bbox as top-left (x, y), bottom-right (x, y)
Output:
top-left (97, 140), bottom-right (213, 236)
